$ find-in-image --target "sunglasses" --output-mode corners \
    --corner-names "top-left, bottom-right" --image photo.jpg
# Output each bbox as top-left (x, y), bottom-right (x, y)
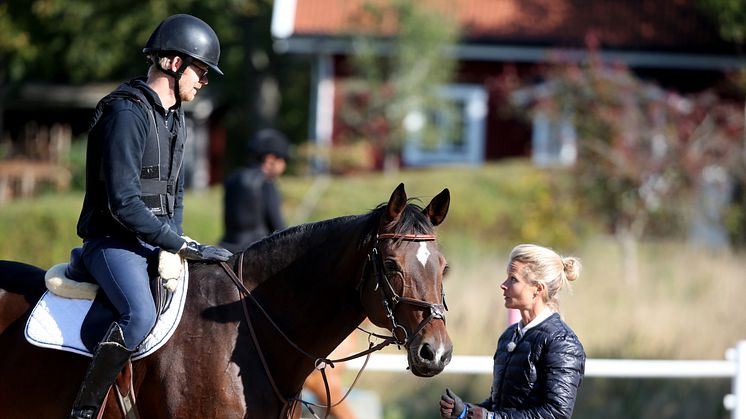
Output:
top-left (190, 63), bottom-right (209, 81)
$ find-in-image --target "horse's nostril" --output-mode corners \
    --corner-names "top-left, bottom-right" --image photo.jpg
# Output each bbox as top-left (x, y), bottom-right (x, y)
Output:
top-left (441, 348), bottom-right (453, 364)
top-left (419, 343), bottom-right (435, 361)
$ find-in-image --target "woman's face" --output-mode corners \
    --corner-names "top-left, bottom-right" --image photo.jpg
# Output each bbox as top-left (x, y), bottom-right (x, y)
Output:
top-left (500, 260), bottom-right (540, 310)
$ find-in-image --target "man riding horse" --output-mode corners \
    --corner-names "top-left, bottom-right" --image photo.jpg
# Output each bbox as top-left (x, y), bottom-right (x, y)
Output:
top-left (69, 14), bottom-right (232, 419)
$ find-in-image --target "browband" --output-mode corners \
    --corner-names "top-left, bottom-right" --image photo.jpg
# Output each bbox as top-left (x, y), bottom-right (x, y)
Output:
top-left (377, 233), bottom-right (435, 241)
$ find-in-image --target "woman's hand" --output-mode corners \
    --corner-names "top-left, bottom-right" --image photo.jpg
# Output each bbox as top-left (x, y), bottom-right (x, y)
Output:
top-left (440, 388), bottom-right (466, 418)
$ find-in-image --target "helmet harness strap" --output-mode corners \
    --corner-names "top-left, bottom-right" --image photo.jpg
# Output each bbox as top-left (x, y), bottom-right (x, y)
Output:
top-left (154, 54), bottom-right (193, 108)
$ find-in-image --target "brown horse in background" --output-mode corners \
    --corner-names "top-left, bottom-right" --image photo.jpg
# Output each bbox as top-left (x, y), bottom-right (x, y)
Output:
top-left (0, 183), bottom-right (452, 418)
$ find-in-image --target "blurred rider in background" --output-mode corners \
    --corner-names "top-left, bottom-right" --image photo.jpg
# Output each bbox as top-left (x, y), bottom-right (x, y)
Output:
top-left (220, 128), bottom-right (289, 252)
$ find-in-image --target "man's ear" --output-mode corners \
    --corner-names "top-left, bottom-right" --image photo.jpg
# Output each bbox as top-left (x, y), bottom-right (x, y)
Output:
top-left (170, 56), bottom-right (183, 72)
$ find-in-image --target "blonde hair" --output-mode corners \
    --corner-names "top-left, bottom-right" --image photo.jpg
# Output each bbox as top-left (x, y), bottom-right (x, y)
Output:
top-left (146, 55), bottom-right (175, 77)
top-left (509, 243), bottom-right (581, 311)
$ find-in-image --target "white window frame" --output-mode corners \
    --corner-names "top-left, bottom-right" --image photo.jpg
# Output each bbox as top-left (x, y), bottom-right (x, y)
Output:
top-left (531, 110), bottom-right (577, 167)
top-left (402, 84), bottom-right (487, 167)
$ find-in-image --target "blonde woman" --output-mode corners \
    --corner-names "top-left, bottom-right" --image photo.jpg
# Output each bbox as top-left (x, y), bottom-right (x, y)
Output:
top-left (440, 244), bottom-right (586, 419)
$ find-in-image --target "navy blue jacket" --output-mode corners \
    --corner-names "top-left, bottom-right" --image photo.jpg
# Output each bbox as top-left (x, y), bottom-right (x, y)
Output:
top-left (480, 313), bottom-right (585, 419)
top-left (77, 78), bottom-right (186, 252)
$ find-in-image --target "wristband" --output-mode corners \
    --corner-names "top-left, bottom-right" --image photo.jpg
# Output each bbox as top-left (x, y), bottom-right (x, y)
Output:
top-left (457, 405), bottom-right (468, 419)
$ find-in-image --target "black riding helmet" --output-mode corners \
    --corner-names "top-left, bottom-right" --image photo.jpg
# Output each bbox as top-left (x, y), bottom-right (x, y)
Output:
top-left (143, 14), bottom-right (223, 75)
top-left (248, 129), bottom-right (290, 161)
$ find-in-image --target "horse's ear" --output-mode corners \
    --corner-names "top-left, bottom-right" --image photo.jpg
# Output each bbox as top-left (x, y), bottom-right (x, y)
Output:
top-left (424, 188), bottom-right (450, 226)
top-left (385, 183), bottom-right (408, 223)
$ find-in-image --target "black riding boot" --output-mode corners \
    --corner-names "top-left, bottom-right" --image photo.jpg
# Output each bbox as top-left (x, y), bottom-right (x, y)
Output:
top-left (69, 322), bottom-right (134, 419)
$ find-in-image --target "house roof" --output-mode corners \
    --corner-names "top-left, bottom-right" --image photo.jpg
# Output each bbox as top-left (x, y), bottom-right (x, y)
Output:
top-left (272, 0), bottom-right (746, 70)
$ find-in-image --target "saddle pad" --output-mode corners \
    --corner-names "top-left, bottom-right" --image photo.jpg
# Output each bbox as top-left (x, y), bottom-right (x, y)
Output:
top-left (24, 261), bottom-right (189, 361)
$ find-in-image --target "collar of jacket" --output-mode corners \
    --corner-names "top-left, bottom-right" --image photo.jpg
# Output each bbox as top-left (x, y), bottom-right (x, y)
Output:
top-left (129, 77), bottom-right (179, 116)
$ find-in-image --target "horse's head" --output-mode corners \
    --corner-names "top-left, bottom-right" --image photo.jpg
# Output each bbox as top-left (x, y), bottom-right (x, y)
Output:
top-left (359, 183), bottom-right (453, 377)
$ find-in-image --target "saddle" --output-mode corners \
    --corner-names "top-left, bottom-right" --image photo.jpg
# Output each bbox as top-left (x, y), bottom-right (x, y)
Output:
top-left (49, 247), bottom-right (183, 309)
top-left (25, 247), bottom-right (189, 360)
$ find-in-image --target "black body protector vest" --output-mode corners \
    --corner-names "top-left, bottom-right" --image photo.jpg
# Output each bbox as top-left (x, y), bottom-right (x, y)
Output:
top-left (91, 84), bottom-right (185, 216)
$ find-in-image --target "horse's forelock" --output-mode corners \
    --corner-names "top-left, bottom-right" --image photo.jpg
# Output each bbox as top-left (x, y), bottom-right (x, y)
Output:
top-left (399, 203), bottom-right (433, 235)
top-left (374, 199), bottom-right (433, 236)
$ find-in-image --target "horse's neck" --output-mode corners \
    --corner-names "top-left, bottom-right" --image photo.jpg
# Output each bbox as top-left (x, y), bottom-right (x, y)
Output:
top-left (242, 214), bottom-right (376, 357)
top-left (243, 214), bottom-right (375, 284)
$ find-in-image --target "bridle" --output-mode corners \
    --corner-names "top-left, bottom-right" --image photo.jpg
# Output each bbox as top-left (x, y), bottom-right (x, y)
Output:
top-left (362, 233), bottom-right (447, 347)
top-left (217, 231), bottom-right (447, 419)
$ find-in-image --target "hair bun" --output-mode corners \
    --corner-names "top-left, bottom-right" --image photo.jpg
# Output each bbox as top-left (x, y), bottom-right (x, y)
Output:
top-left (562, 257), bottom-right (582, 281)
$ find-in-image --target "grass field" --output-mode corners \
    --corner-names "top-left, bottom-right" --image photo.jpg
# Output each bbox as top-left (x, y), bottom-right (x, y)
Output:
top-left (1, 161), bottom-right (744, 418)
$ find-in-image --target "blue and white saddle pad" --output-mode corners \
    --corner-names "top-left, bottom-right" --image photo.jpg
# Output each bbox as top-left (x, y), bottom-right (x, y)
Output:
top-left (24, 261), bottom-right (189, 361)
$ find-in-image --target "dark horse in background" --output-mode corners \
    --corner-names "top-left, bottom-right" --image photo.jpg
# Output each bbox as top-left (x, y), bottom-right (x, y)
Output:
top-left (0, 183), bottom-right (452, 418)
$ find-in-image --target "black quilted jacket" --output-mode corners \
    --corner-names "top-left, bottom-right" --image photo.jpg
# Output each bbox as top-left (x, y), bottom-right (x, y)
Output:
top-left (477, 312), bottom-right (585, 419)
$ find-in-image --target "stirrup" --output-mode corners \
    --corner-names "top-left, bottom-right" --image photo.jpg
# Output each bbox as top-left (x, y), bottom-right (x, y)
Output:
top-left (69, 407), bottom-right (96, 419)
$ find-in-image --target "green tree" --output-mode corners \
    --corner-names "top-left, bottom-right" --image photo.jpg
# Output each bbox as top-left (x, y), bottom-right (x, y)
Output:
top-left (0, 1), bottom-right (247, 149)
top-left (699, 0), bottom-right (746, 46)
top-left (0, 1), bottom-right (269, 85)
top-left (0, 1), bottom-right (308, 171)
top-left (513, 52), bottom-right (744, 282)
top-left (698, 0), bottom-right (746, 246)
top-left (337, 0), bottom-right (460, 172)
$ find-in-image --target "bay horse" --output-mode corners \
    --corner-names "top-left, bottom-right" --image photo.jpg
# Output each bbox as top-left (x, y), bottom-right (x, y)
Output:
top-left (0, 183), bottom-right (452, 418)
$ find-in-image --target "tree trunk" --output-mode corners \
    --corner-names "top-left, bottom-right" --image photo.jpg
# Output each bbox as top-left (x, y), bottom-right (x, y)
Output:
top-left (615, 226), bottom-right (639, 286)
top-left (0, 68), bottom-right (6, 154)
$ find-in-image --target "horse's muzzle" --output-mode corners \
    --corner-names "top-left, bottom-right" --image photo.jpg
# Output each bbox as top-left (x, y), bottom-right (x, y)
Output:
top-left (406, 322), bottom-right (453, 377)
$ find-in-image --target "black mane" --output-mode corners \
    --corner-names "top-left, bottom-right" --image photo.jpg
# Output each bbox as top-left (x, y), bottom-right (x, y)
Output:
top-left (247, 198), bottom-right (434, 254)
top-left (233, 200), bottom-right (435, 280)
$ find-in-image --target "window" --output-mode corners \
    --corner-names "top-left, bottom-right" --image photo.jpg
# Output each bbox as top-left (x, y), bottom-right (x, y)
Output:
top-left (402, 85), bottom-right (487, 166)
top-left (531, 111), bottom-right (577, 167)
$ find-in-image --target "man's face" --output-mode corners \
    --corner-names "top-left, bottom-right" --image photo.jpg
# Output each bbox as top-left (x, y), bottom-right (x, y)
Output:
top-left (263, 154), bottom-right (287, 178)
top-left (178, 60), bottom-right (209, 102)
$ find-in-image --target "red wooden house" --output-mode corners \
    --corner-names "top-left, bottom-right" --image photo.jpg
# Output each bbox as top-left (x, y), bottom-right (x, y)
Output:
top-left (271, 0), bottom-right (745, 168)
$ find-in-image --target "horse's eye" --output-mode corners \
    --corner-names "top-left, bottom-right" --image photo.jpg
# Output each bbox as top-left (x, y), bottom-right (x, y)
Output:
top-left (443, 264), bottom-right (450, 276)
top-left (384, 259), bottom-right (401, 272)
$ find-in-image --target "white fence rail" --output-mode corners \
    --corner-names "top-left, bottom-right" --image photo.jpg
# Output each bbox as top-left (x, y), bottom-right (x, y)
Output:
top-left (347, 340), bottom-right (746, 419)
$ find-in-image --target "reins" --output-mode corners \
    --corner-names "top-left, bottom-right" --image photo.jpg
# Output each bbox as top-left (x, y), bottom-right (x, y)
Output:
top-left (217, 231), bottom-right (446, 419)
top-left (219, 254), bottom-right (396, 419)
